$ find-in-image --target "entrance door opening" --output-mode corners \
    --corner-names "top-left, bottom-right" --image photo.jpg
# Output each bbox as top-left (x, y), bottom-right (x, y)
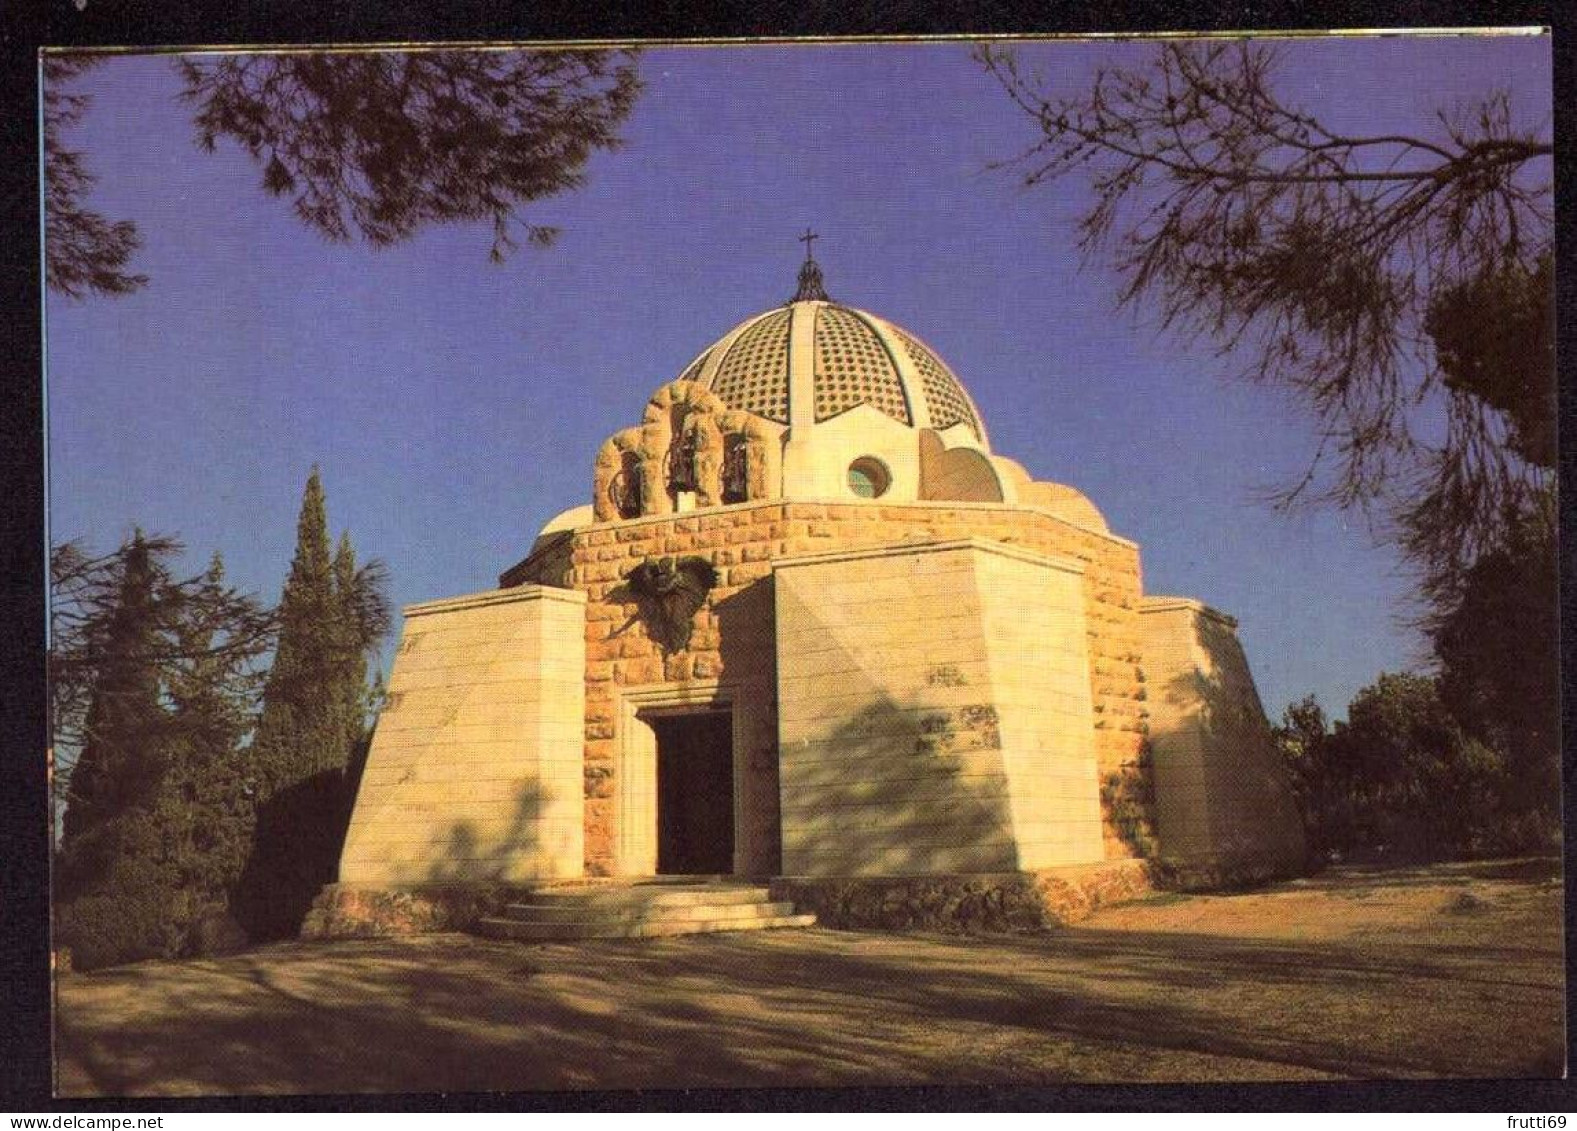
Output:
top-left (650, 710), bottom-right (734, 875)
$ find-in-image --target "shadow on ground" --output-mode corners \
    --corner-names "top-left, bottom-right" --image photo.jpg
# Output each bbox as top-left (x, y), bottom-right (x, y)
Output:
top-left (1279, 856), bottom-right (1563, 893)
top-left (55, 859), bottom-right (1565, 1096)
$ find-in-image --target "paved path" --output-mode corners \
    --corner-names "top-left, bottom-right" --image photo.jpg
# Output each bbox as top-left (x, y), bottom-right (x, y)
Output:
top-left (55, 858), bottom-right (1564, 1095)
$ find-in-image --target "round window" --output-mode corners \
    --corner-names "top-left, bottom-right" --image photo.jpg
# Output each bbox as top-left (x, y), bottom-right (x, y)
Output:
top-left (847, 457), bottom-right (892, 499)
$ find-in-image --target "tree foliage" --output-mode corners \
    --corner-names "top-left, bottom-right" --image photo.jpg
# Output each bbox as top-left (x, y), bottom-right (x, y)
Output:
top-left (1432, 517), bottom-right (1559, 819)
top-left (52, 476), bottom-right (390, 964)
top-left (1271, 693), bottom-right (1330, 839)
top-left (1407, 254), bottom-right (1555, 610)
top-left (331, 532), bottom-right (378, 758)
top-left (159, 556), bottom-right (267, 931)
top-left (1424, 252), bottom-right (1555, 471)
top-left (56, 533), bottom-right (166, 847)
top-left (978, 41), bottom-right (1554, 598)
top-left (247, 469), bottom-right (340, 796)
top-left (42, 55), bottom-right (148, 299)
top-left (235, 470), bottom-right (389, 938)
top-left (175, 50), bottom-right (640, 262)
top-left (1273, 672), bottom-right (1550, 863)
top-left (42, 48), bottom-right (642, 299)
top-left (1338, 673), bottom-right (1503, 858)
top-left (51, 533), bottom-right (273, 828)
top-left (52, 536), bottom-right (273, 969)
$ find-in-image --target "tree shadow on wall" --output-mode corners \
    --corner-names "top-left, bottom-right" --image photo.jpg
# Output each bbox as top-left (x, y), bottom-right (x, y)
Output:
top-left (230, 723), bottom-right (379, 942)
top-left (782, 689), bottom-right (1020, 876)
top-left (713, 577), bottom-right (780, 871)
top-left (1150, 652), bottom-right (1308, 886)
top-left (423, 782), bottom-right (553, 885)
top-left (713, 574), bottom-right (775, 672)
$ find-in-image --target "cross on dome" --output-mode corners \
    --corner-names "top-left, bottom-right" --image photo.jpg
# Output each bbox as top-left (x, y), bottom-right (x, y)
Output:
top-left (798, 227), bottom-right (819, 261)
top-left (792, 228), bottom-right (830, 302)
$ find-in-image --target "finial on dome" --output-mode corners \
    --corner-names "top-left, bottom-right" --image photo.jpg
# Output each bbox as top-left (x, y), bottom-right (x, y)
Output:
top-left (793, 227), bottom-right (830, 302)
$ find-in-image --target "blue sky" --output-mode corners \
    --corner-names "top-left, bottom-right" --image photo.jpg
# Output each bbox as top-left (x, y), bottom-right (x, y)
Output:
top-left (43, 34), bottom-right (1553, 720)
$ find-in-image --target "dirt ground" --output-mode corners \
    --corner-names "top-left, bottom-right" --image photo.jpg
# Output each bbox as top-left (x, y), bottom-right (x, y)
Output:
top-left (54, 857), bottom-right (1565, 1096)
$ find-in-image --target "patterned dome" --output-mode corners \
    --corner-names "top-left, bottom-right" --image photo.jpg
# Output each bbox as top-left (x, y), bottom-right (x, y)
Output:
top-left (675, 299), bottom-right (988, 445)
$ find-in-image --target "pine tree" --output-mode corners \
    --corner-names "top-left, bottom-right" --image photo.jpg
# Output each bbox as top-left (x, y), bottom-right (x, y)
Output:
top-left (58, 531), bottom-right (167, 860)
top-left (54, 533), bottom-right (173, 968)
top-left (54, 537), bottom-right (272, 968)
top-left (160, 554), bottom-right (260, 946)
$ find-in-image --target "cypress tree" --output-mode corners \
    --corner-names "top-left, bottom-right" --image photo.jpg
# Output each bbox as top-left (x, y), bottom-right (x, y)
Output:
top-left (236, 469), bottom-right (387, 938)
top-left (327, 531), bottom-right (377, 866)
top-left (331, 532), bottom-right (370, 757)
top-left (251, 468), bottom-right (343, 794)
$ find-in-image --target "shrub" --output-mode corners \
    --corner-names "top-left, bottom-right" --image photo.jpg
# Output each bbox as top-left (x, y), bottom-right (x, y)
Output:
top-left (1101, 743), bottom-right (1159, 859)
top-left (55, 854), bottom-right (178, 971)
top-left (1275, 672), bottom-right (1528, 863)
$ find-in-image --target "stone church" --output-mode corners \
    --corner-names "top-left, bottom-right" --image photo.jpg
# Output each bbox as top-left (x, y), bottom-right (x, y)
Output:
top-left (311, 249), bottom-right (1305, 938)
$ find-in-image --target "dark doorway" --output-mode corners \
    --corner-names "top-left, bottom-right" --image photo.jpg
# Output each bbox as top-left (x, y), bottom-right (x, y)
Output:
top-left (650, 710), bottom-right (734, 875)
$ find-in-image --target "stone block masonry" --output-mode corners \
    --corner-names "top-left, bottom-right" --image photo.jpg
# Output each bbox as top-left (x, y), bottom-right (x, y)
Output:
top-left (507, 496), bottom-right (1149, 877)
top-left (1139, 597), bottom-right (1306, 882)
top-left (773, 539), bottom-right (1105, 875)
top-left (317, 282), bottom-right (1307, 936)
top-left (339, 585), bottom-right (588, 886)
top-left (770, 859), bottom-right (1153, 931)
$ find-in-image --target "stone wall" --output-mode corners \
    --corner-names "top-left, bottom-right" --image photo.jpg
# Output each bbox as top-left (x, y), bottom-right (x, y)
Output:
top-left (302, 881), bottom-right (529, 939)
top-left (510, 497), bottom-right (1147, 876)
top-left (972, 545), bottom-right (1107, 867)
top-left (1139, 597), bottom-right (1306, 882)
top-left (339, 586), bottom-right (588, 886)
top-left (773, 539), bottom-right (1105, 875)
top-left (769, 859), bottom-right (1152, 931)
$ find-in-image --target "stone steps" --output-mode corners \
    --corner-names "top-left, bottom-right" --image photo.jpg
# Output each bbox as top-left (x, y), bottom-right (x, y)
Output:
top-left (478, 911), bottom-right (818, 941)
top-left (518, 885), bottom-right (769, 910)
top-left (476, 881), bottom-right (817, 941)
top-left (501, 899), bottom-right (800, 925)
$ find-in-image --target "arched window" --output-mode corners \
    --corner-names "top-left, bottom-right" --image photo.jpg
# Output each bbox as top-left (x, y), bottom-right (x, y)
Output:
top-left (665, 420), bottom-right (699, 496)
top-left (721, 433), bottom-right (749, 504)
top-left (609, 450), bottom-right (643, 519)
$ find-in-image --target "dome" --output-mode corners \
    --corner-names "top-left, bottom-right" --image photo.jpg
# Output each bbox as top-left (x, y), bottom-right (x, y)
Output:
top-left (674, 297), bottom-right (988, 447)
